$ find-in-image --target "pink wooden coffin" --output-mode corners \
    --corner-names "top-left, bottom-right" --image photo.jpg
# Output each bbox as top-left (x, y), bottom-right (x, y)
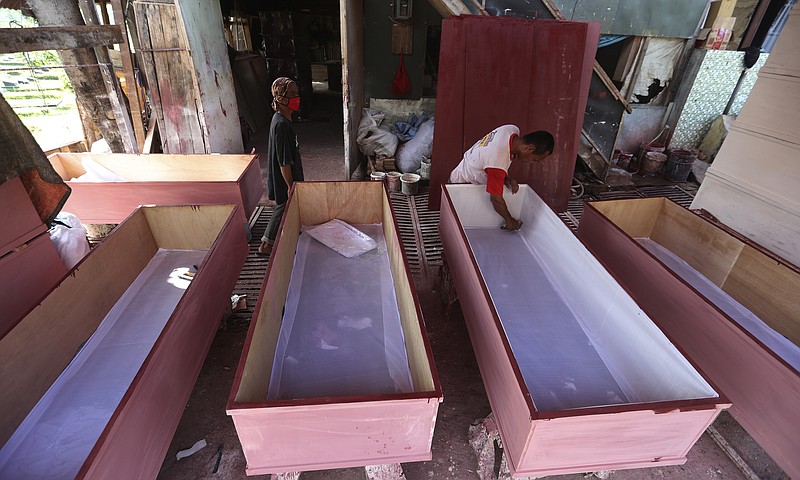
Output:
top-left (0, 204), bottom-right (248, 479)
top-left (228, 182), bottom-right (442, 475)
top-left (578, 198), bottom-right (800, 479)
top-left (440, 184), bottom-right (728, 478)
top-left (0, 177), bottom-right (67, 338)
top-left (48, 153), bottom-right (263, 223)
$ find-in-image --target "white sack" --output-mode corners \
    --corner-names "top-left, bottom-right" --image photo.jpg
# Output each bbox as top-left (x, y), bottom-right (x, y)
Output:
top-left (49, 212), bottom-right (90, 269)
top-left (396, 117), bottom-right (434, 173)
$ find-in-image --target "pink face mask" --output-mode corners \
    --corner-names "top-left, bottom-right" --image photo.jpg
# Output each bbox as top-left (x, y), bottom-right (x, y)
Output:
top-left (287, 97), bottom-right (301, 111)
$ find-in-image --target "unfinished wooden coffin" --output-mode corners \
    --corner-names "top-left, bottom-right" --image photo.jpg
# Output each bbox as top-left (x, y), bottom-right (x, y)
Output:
top-left (228, 181), bottom-right (442, 475)
top-left (440, 184), bottom-right (728, 478)
top-left (48, 153), bottom-right (263, 223)
top-left (578, 198), bottom-right (800, 479)
top-left (0, 177), bottom-right (67, 338)
top-left (0, 204), bottom-right (248, 479)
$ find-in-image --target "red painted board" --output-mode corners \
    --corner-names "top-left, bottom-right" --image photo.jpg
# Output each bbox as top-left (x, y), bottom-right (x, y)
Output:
top-left (0, 233), bottom-right (67, 339)
top-left (0, 176), bottom-right (47, 257)
top-left (429, 16), bottom-right (467, 211)
top-left (78, 205), bottom-right (248, 479)
top-left (578, 202), bottom-right (800, 479)
top-left (429, 16), bottom-right (599, 212)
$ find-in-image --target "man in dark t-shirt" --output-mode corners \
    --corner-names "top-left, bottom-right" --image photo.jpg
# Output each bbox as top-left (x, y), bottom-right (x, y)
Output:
top-left (258, 77), bottom-right (305, 256)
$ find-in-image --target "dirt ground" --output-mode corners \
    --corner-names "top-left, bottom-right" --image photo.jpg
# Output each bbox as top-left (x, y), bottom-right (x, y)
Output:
top-left (156, 90), bottom-right (784, 480)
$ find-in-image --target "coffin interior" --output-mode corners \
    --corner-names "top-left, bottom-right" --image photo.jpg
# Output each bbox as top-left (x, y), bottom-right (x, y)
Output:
top-left (49, 153), bottom-right (252, 182)
top-left (0, 204), bottom-right (234, 447)
top-left (591, 199), bottom-right (800, 350)
top-left (445, 185), bottom-right (717, 411)
top-left (233, 182), bottom-right (436, 404)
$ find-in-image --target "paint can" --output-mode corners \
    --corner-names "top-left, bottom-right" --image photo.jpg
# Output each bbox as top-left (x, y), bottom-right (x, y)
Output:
top-left (400, 173), bottom-right (420, 195)
top-left (640, 152), bottom-right (667, 175)
top-left (386, 171), bottom-right (402, 193)
top-left (664, 149), bottom-right (696, 182)
top-left (419, 157), bottom-right (431, 180)
top-left (370, 171), bottom-right (387, 182)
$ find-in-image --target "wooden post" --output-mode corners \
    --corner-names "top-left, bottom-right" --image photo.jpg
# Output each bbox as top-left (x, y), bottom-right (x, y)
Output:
top-left (111, 0), bottom-right (146, 151)
top-left (26, 0), bottom-right (136, 153)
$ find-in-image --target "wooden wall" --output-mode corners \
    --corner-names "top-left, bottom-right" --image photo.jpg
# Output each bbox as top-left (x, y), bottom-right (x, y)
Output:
top-left (428, 16), bottom-right (599, 211)
top-left (691, 4), bottom-right (800, 266)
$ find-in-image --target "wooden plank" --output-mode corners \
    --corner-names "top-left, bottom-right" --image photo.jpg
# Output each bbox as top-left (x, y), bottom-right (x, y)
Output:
top-left (0, 25), bottom-right (123, 53)
top-left (111, 0), bottom-right (147, 152)
top-left (51, 152), bottom-right (254, 181)
top-left (391, 21), bottom-right (413, 55)
top-left (0, 210), bottom-right (157, 446)
top-left (724, 244), bottom-right (800, 346)
top-left (133, 2), bottom-right (166, 152)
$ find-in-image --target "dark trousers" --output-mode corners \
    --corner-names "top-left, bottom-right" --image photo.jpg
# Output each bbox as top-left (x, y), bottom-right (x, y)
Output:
top-left (261, 201), bottom-right (286, 245)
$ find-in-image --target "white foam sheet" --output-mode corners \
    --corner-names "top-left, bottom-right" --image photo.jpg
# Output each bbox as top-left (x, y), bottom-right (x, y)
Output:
top-left (268, 224), bottom-right (413, 400)
top-left (446, 185), bottom-right (717, 411)
top-left (0, 249), bottom-right (207, 479)
top-left (638, 238), bottom-right (800, 372)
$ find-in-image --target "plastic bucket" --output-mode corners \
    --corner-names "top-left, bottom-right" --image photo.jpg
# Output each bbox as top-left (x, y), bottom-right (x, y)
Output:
top-left (664, 149), bottom-right (697, 182)
top-left (386, 171), bottom-right (402, 192)
top-left (641, 152), bottom-right (667, 175)
top-left (370, 171), bottom-right (386, 182)
top-left (400, 173), bottom-right (420, 195)
top-left (419, 157), bottom-right (431, 179)
top-left (616, 152), bottom-right (634, 170)
top-left (636, 143), bottom-right (665, 172)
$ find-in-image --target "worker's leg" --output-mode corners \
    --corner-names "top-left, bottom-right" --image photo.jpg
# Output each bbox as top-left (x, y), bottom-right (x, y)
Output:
top-left (259, 202), bottom-right (286, 253)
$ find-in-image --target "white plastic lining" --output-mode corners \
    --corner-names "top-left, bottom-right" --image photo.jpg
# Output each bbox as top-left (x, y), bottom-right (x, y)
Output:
top-left (0, 249), bottom-right (207, 479)
top-left (638, 238), bottom-right (800, 371)
top-left (446, 185), bottom-right (717, 411)
top-left (267, 223), bottom-right (413, 400)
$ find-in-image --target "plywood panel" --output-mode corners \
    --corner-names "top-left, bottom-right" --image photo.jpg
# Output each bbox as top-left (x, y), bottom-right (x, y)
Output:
top-left (295, 181), bottom-right (383, 226)
top-left (589, 197), bottom-right (664, 239)
top-left (650, 201), bottom-right (744, 286)
top-left (0, 211), bottom-right (157, 446)
top-left (760, 7), bottom-right (800, 78)
top-left (234, 196), bottom-right (301, 403)
top-left (143, 204), bottom-right (238, 250)
top-left (734, 73), bottom-right (800, 146)
top-left (723, 244), bottom-right (800, 346)
top-left (51, 153), bottom-right (255, 181)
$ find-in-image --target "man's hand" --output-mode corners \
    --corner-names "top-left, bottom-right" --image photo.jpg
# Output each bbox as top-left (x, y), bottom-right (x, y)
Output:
top-left (501, 218), bottom-right (523, 231)
top-left (504, 177), bottom-right (519, 194)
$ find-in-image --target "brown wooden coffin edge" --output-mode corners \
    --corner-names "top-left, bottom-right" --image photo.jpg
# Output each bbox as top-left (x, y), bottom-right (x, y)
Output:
top-left (578, 198), bottom-right (800, 479)
top-left (0, 204), bottom-right (248, 480)
top-left (439, 186), bottom-right (729, 477)
top-left (226, 181), bottom-right (442, 474)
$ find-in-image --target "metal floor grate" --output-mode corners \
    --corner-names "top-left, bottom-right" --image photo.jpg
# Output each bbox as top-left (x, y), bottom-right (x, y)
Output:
top-left (228, 205), bottom-right (273, 327)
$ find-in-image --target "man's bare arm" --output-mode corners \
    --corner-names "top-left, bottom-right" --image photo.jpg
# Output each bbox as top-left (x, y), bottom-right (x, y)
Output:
top-left (490, 194), bottom-right (521, 231)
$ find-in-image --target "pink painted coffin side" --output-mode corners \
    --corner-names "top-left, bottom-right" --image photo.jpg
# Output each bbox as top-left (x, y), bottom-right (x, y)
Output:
top-left (578, 201), bottom-right (800, 479)
top-left (439, 187), bottom-right (727, 477)
top-left (230, 399), bottom-right (438, 475)
top-left (77, 204), bottom-right (248, 479)
top-left (438, 192), bottom-right (534, 466)
top-left (0, 176), bottom-right (47, 257)
top-left (0, 233), bottom-right (67, 339)
top-left (50, 155), bottom-right (263, 224)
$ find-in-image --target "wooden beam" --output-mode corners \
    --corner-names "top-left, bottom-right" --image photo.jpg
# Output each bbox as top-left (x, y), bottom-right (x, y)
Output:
top-left (0, 25), bottom-right (123, 54)
top-left (111, 0), bottom-right (146, 152)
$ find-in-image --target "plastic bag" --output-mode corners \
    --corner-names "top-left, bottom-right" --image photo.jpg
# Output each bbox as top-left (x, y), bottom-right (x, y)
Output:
top-left (72, 158), bottom-right (127, 182)
top-left (304, 219), bottom-right (377, 258)
top-left (49, 212), bottom-right (90, 269)
top-left (357, 108), bottom-right (399, 158)
top-left (391, 54), bottom-right (411, 96)
top-left (396, 117), bottom-right (434, 173)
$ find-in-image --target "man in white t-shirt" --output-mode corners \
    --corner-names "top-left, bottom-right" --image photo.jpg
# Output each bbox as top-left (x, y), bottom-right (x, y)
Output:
top-left (449, 125), bottom-right (554, 231)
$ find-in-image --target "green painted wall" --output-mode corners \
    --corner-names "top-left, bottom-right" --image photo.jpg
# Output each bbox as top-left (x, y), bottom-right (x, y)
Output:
top-left (363, 0), bottom-right (442, 99)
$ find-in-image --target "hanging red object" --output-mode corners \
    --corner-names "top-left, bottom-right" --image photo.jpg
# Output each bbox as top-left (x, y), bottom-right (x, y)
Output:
top-left (391, 54), bottom-right (411, 96)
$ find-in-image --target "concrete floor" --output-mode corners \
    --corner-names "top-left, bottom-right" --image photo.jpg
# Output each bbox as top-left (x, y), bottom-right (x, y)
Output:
top-left (156, 90), bottom-right (786, 480)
